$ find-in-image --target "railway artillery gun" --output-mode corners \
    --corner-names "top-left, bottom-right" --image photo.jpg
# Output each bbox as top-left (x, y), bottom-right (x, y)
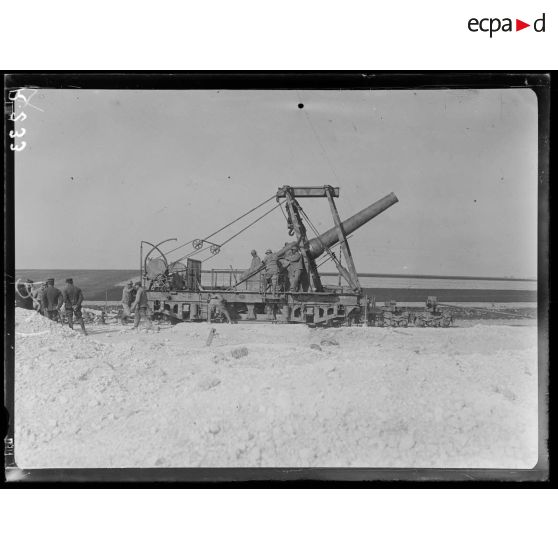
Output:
top-left (140, 185), bottom-right (443, 327)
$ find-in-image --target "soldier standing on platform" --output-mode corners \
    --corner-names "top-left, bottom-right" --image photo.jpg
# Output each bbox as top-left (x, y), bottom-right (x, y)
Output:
top-left (286, 246), bottom-right (304, 291)
top-left (263, 249), bottom-right (280, 294)
top-left (249, 249), bottom-right (262, 272)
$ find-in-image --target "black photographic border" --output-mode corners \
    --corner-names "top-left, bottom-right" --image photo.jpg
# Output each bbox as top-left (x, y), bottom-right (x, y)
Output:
top-left (3, 71), bottom-right (551, 485)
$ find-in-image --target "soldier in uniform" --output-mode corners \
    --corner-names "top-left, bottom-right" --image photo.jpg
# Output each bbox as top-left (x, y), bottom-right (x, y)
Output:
top-left (41, 278), bottom-right (63, 321)
top-left (121, 280), bottom-right (135, 324)
top-left (239, 249), bottom-right (262, 283)
top-left (62, 278), bottom-right (87, 335)
top-left (131, 281), bottom-right (153, 330)
top-left (32, 280), bottom-right (48, 314)
top-left (207, 293), bottom-right (232, 323)
top-left (285, 246), bottom-right (304, 291)
top-left (249, 249), bottom-right (262, 272)
top-left (263, 249), bottom-right (281, 294)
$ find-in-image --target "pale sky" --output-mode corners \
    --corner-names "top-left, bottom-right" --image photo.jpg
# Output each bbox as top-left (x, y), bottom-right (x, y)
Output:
top-left (14, 88), bottom-right (538, 277)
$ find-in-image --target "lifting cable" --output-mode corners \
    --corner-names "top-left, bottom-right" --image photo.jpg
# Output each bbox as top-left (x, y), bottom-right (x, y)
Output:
top-left (315, 238), bottom-right (353, 270)
top-left (279, 196), bottom-right (348, 273)
top-left (280, 197), bottom-right (351, 262)
top-left (297, 204), bottom-right (343, 268)
top-left (202, 200), bottom-right (286, 263)
top-left (316, 248), bottom-right (342, 268)
top-left (278, 201), bottom-right (290, 224)
top-left (281, 196), bottom-right (355, 275)
top-left (297, 204), bottom-right (323, 242)
top-left (164, 194), bottom-right (277, 257)
top-left (164, 237), bottom-right (196, 257)
top-left (204, 194), bottom-right (277, 242)
top-left (166, 243), bottom-right (211, 266)
top-left (175, 244), bottom-right (211, 263)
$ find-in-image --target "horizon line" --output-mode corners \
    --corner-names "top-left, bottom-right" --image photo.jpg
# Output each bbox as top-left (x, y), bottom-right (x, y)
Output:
top-left (14, 268), bottom-right (537, 282)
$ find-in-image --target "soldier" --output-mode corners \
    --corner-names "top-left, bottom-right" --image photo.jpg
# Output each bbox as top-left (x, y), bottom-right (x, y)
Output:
top-left (285, 246), bottom-right (304, 291)
top-left (62, 278), bottom-right (87, 335)
top-left (249, 249), bottom-right (262, 272)
top-left (263, 249), bottom-right (280, 294)
top-left (207, 292), bottom-right (232, 324)
top-left (41, 278), bottom-right (63, 321)
top-left (131, 281), bottom-right (153, 330)
top-left (32, 280), bottom-right (48, 314)
top-left (240, 249), bottom-right (262, 283)
top-left (278, 244), bottom-right (291, 290)
top-left (121, 280), bottom-right (135, 325)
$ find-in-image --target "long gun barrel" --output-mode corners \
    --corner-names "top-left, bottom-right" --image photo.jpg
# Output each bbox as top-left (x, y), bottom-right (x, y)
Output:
top-left (229, 192), bottom-right (398, 289)
top-left (271, 192), bottom-right (398, 260)
top-left (307, 192), bottom-right (398, 257)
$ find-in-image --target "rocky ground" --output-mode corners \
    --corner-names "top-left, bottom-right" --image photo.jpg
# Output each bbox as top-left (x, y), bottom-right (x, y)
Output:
top-left (13, 308), bottom-right (538, 468)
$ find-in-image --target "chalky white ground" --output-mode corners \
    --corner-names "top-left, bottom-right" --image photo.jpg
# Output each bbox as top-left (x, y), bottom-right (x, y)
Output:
top-left (14, 308), bottom-right (538, 468)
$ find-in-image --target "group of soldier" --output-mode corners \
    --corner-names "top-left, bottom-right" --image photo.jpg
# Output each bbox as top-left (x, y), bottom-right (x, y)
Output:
top-left (204, 246), bottom-right (305, 324)
top-left (18, 278), bottom-right (88, 335)
top-left (248, 245), bottom-right (305, 295)
top-left (207, 245), bottom-right (305, 324)
top-left (15, 276), bottom-right (154, 334)
top-left (16, 245), bottom-right (306, 330)
top-left (121, 280), bottom-right (153, 329)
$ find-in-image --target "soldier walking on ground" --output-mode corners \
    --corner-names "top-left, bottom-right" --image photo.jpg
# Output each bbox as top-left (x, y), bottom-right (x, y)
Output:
top-left (131, 281), bottom-right (153, 330)
top-left (41, 278), bottom-right (63, 321)
top-left (207, 293), bottom-right (232, 324)
top-left (62, 278), bottom-right (87, 335)
top-left (121, 280), bottom-right (136, 325)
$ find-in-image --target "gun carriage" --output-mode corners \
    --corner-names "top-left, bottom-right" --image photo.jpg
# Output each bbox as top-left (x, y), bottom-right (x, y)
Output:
top-left (139, 186), bottom-right (451, 327)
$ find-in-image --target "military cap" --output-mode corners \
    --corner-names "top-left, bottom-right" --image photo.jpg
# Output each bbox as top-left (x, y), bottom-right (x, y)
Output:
top-left (66, 278), bottom-right (73, 283)
top-left (265, 249), bottom-right (272, 254)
